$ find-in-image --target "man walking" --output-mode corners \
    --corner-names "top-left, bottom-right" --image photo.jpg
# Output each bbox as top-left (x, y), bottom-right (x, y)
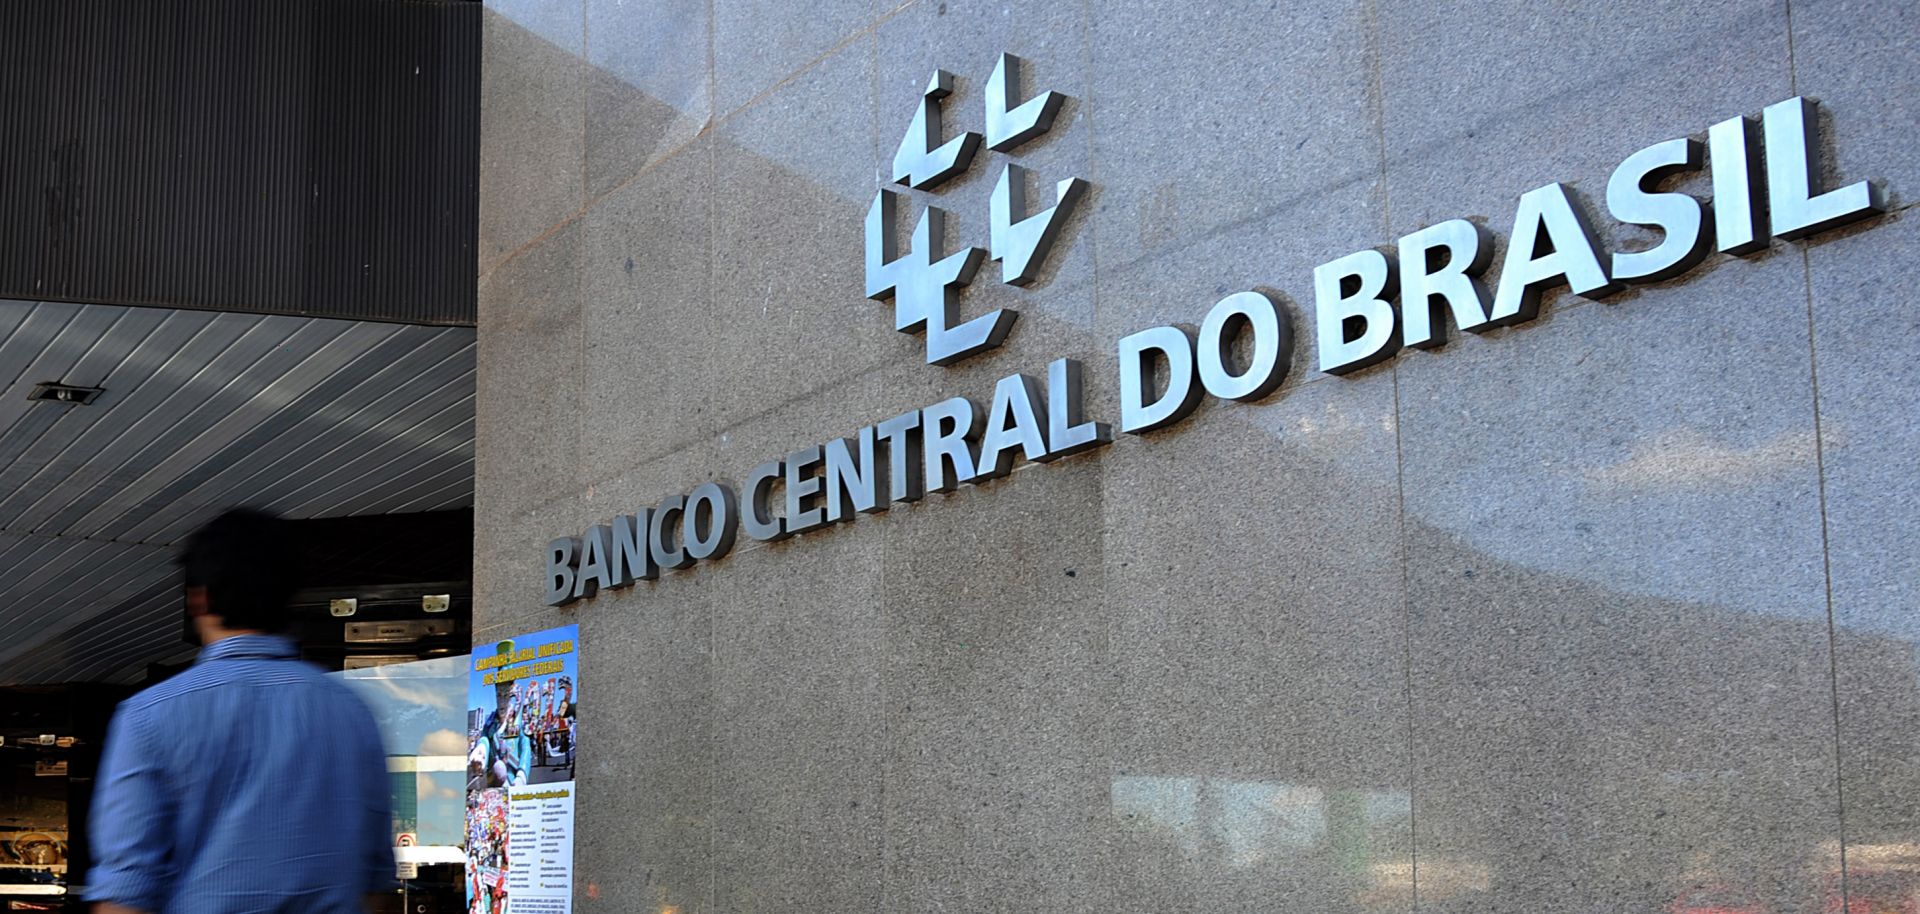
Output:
top-left (87, 509), bottom-right (394, 914)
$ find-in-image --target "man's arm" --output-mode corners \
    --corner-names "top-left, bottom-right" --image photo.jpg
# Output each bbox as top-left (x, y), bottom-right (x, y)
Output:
top-left (87, 705), bottom-right (173, 914)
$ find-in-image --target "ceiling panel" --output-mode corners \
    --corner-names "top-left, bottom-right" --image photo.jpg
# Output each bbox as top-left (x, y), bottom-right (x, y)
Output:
top-left (0, 298), bottom-right (476, 684)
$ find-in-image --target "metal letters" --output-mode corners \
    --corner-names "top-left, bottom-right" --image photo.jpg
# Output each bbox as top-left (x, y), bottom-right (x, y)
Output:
top-left (609, 512), bottom-right (656, 585)
top-left (1197, 290), bottom-right (1291, 402)
top-left (1398, 219), bottom-right (1493, 348)
top-left (683, 483), bottom-right (739, 561)
top-left (1489, 183), bottom-right (1619, 325)
top-left (649, 494), bottom-right (693, 571)
top-left (544, 537), bottom-right (579, 607)
top-left (984, 53), bottom-right (1065, 151)
top-left (1314, 249), bottom-right (1398, 375)
top-left (976, 373), bottom-right (1048, 480)
top-left (1043, 358), bottom-right (1110, 459)
top-left (1606, 137), bottom-right (1709, 283)
top-left (892, 70), bottom-right (979, 189)
top-left (866, 192), bottom-right (1006, 366)
top-left (785, 445), bottom-right (827, 534)
top-left (1708, 114), bottom-right (1766, 255)
top-left (1118, 325), bottom-right (1201, 435)
top-left (876, 410), bottom-right (926, 503)
top-left (742, 461), bottom-right (788, 542)
top-left (824, 428), bottom-right (885, 523)
top-left (990, 165), bottom-right (1086, 286)
top-left (573, 524), bottom-right (614, 599)
top-left (867, 53), bottom-right (1086, 364)
top-left (921, 397), bottom-right (983, 492)
top-left (544, 90), bottom-right (1895, 598)
top-left (1764, 96), bottom-right (1885, 239)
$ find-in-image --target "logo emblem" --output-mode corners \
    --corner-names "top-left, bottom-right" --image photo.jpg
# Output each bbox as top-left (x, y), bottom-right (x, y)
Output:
top-left (865, 54), bottom-right (1086, 366)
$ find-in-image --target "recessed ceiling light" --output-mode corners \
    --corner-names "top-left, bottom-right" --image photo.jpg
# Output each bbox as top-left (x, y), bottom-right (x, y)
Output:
top-left (27, 382), bottom-right (104, 405)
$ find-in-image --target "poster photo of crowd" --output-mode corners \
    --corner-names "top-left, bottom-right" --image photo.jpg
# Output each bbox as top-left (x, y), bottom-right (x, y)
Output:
top-left (466, 628), bottom-right (578, 790)
top-left (465, 624), bottom-right (581, 914)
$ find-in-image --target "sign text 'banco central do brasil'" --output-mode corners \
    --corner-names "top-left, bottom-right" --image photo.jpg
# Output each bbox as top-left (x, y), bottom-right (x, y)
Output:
top-left (542, 55), bottom-right (1888, 606)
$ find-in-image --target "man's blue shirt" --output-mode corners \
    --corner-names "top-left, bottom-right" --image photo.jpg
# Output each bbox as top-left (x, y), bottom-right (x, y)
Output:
top-left (87, 634), bottom-right (394, 913)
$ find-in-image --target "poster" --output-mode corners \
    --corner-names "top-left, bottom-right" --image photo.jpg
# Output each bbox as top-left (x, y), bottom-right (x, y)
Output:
top-left (465, 624), bottom-right (579, 914)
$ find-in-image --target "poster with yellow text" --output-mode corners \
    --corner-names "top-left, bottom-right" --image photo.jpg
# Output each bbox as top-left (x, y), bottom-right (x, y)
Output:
top-left (465, 624), bottom-right (578, 914)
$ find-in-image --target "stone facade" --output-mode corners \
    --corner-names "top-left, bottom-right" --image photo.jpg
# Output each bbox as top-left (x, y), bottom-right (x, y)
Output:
top-left (475, 1), bottom-right (1920, 911)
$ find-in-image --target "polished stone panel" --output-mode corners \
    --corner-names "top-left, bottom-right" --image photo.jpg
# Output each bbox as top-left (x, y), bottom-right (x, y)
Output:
top-left (712, 0), bottom-right (875, 117)
top-left (710, 528), bottom-right (885, 914)
top-left (880, 459), bottom-right (1111, 913)
top-left (708, 42), bottom-right (903, 432)
top-left (1104, 368), bottom-right (1413, 914)
top-left (1397, 251), bottom-right (1840, 914)
top-left (584, 0), bottom-right (711, 198)
top-left (481, 1), bottom-right (585, 268)
top-left (476, 220), bottom-right (583, 520)
top-left (472, 492), bottom-right (586, 638)
top-left (871, 0), bottom-right (1097, 379)
top-left (1808, 211), bottom-right (1920, 869)
top-left (572, 575), bottom-right (715, 914)
top-left (581, 138), bottom-right (717, 474)
top-left (475, 2), bottom-right (1920, 911)
top-left (1089, 0), bottom-right (1383, 272)
top-left (1790, 0), bottom-right (1918, 210)
top-left (1377, 0), bottom-right (1791, 242)
top-left (1093, 179), bottom-right (1387, 398)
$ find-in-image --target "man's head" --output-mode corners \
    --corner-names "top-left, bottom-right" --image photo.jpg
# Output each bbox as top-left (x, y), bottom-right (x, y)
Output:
top-left (179, 508), bottom-right (299, 643)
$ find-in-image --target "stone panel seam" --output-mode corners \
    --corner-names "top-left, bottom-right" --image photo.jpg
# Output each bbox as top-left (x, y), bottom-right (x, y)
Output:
top-left (876, 514), bottom-right (894, 914)
top-left (706, 553), bottom-right (718, 913)
top-left (1079, 0), bottom-right (1115, 897)
top-left (575, 83), bottom-right (591, 520)
top-left (1389, 359), bottom-right (1421, 914)
top-left (1784, 0), bottom-right (1800, 95)
top-left (1079, 0), bottom-right (1102, 332)
top-left (867, 26), bottom-right (890, 909)
top-left (478, 10), bottom-right (588, 280)
top-left (1367, 0), bottom-right (1419, 904)
top-left (713, 0), bottom-right (913, 122)
top-left (474, 605), bottom-right (574, 642)
top-left (704, 78), bottom-right (720, 914)
top-left (580, 0), bottom-right (590, 217)
top-left (706, 0), bottom-right (716, 121)
top-left (1800, 237), bottom-right (1853, 914)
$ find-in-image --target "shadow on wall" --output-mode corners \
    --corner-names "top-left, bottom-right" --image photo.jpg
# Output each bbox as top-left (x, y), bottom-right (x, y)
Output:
top-left (480, 9), bottom-right (1920, 914)
top-left (1104, 512), bottom-right (1920, 914)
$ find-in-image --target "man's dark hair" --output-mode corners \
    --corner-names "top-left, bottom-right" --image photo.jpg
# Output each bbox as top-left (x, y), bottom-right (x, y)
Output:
top-left (179, 508), bottom-right (300, 632)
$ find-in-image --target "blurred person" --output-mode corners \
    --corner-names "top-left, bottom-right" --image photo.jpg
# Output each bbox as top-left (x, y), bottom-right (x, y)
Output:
top-left (88, 509), bottom-right (394, 914)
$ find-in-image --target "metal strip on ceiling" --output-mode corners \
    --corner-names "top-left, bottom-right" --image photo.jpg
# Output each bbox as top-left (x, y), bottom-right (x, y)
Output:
top-left (0, 298), bottom-right (477, 685)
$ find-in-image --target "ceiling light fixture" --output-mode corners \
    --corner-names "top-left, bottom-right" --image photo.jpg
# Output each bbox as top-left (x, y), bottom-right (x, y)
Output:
top-left (27, 382), bottom-right (104, 405)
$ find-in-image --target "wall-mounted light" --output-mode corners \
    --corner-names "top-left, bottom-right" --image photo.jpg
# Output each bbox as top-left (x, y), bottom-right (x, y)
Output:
top-left (28, 382), bottom-right (104, 405)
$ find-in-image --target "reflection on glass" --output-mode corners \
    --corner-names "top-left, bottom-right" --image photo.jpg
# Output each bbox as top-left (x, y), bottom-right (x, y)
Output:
top-left (329, 655), bottom-right (470, 855)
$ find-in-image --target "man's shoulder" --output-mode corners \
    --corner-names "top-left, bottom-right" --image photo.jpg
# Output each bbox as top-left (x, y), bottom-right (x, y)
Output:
top-left (118, 663), bottom-right (227, 715)
top-left (120, 658), bottom-right (360, 718)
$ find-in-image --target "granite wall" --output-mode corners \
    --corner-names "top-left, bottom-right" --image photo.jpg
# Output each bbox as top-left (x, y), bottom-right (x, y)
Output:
top-left (473, 1), bottom-right (1920, 911)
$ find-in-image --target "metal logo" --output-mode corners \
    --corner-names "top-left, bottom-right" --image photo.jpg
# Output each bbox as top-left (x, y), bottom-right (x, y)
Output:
top-left (866, 54), bottom-right (1086, 366)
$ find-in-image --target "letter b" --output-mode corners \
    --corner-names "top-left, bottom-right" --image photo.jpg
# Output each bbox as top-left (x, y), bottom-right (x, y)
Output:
top-left (544, 537), bottom-right (580, 607)
top-left (1314, 248), bottom-right (1398, 374)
